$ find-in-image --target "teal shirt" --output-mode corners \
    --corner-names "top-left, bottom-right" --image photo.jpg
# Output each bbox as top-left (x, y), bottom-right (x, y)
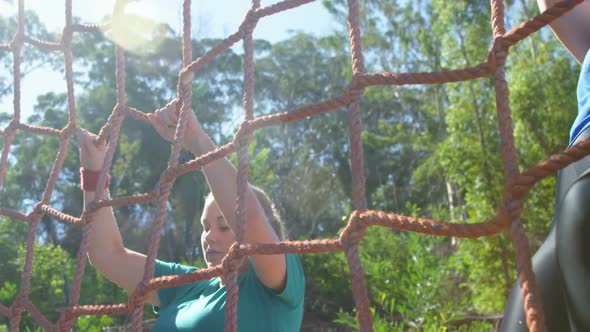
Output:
top-left (151, 255), bottom-right (305, 332)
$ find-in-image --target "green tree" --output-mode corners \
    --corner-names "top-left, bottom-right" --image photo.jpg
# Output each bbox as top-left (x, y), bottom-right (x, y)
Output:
top-left (253, 33), bottom-right (352, 239)
top-left (0, 11), bottom-right (58, 101)
top-left (1, 0), bottom-right (580, 330)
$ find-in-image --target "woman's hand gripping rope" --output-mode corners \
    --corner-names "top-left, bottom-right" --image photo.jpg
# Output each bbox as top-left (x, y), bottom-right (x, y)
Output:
top-left (148, 104), bottom-right (201, 150)
top-left (75, 128), bottom-right (107, 172)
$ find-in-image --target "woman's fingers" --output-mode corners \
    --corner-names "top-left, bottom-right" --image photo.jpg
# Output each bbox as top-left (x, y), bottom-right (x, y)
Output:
top-left (160, 108), bottom-right (179, 128)
top-left (74, 127), bottom-right (84, 143)
top-left (148, 113), bottom-right (171, 139)
top-left (75, 128), bottom-right (91, 153)
top-left (75, 127), bottom-right (93, 146)
top-left (149, 111), bottom-right (178, 141)
top-left (150, 106), bottom-right (201, 149)
top-left (75, 127), bottom-right (107, 171)
top-left (80, 129), bottom-right (104, 152)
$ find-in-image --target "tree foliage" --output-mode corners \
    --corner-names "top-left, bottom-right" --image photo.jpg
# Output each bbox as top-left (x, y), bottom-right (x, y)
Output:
top-left (0, 1), bottom-right (580, 330)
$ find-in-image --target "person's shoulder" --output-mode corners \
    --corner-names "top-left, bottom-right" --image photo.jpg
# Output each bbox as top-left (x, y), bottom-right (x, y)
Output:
top-left (286, 254), bottom-right (305, 289)
top-left (154, 259), bottom-right (198, 278)
top-left (286, 254), bottom-right (304, 275)
top-left (265, 254), bottom-right (305, 306)
top-left (153, 260), bottom-right (204, 312)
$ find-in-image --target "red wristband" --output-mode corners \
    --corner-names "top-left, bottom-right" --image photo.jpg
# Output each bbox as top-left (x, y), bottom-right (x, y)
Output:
top-left (80, 167), bottom-right (110, 192)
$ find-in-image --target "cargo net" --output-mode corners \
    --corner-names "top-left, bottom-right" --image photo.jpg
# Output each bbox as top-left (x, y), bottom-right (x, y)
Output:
top-left (0, 0), bottom-right (587, 331)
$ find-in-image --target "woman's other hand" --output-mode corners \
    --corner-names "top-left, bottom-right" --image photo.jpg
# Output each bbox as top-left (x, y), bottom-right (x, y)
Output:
top-left (75, 128), bottom-right (107, 171)
top-left (148, 105), bottom-right (201, 147)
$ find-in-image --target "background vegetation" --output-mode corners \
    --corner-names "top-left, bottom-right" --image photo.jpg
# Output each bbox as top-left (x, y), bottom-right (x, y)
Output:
top-left (0, 0), bottom-right (580, 330)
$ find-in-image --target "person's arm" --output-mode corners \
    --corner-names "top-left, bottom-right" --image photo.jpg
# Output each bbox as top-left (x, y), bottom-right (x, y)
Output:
top-left (149, 111), bottom-right (287, 292)
top-left (77, 129), bottom-right (160, 306)
top-left (537, 0), bottom-right (590, 64)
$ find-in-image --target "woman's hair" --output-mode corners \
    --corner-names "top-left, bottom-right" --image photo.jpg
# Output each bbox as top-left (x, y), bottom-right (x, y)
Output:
top-left (205, 186), bottom-right (286, 241)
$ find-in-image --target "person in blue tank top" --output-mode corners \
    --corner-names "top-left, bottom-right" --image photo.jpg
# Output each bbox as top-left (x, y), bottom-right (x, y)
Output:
top-left (499, 1), bottom-right (590, 331)
top-left (76, 101), bottom-right (305, 331)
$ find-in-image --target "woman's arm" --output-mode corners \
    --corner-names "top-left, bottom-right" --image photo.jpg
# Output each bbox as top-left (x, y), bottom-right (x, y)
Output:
top-left (77, 129), bottom-right (160, 306)
top-left (537, 0), bottom-right (590, 64)
top-left (149, 111), bottom-right (287, 292)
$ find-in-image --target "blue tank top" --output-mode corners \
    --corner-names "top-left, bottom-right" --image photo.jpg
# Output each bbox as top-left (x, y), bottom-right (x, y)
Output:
top-left (569, 48), bottom-right (590, 146)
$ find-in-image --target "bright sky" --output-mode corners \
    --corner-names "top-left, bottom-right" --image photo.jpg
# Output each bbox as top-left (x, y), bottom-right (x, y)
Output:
top-left (0, 0), bottom-right (337, 121)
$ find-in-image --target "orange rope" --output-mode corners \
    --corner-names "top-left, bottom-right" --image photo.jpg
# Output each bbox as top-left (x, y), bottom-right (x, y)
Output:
top-left (0, 0), bottom-right (585, 331)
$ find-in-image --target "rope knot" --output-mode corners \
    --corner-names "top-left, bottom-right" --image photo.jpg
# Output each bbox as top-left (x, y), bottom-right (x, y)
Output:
top-left (178, 67), bottom-right (194, 87)
top-left (129, 293), bottom-right (147, 310)
top-left (13, 294), bottom-right (28, 308)
top-left (504, 175), bottom-right (532, 199)
top-left (29, 202), bottom-right (46, 220)
top-left (84, 201), bottom-right (100, 217)
top-left (239, 10), bottom-right (259, 38)
top-left (5, 118), bottom-right (19, 135)
top-left (60, 122), bottom-right (76, 140)
top-left (339, 211), bottom-right (367, 249)
top-left (129, 280), bottom-right (149, 309)
top-left (221, 242), bottom-right (246, 273)
top-left (487, 36), bottom-right (508, 67)
top-left (346, 75), bottom-right (366, 102)
top-left (234, 120), bottom-right (254, 148)
top-left (8, 33), bottom-right (22, 51)
top-left (178, 74), bottom-right (193, 96)
top-left (156, 172), bottom-right (174, 195)
top-left (60, 25), bottom-right (74, 47)
top-left (58, 306), bottom-right (76, 325)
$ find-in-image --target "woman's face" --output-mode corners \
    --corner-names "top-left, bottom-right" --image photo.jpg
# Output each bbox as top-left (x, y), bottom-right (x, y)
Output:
top-left (200, 197), bottom-right (236, 267)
